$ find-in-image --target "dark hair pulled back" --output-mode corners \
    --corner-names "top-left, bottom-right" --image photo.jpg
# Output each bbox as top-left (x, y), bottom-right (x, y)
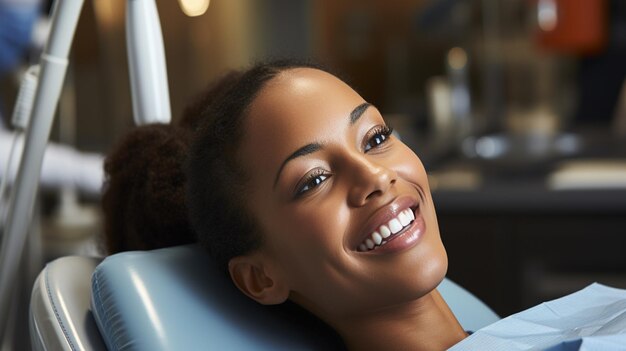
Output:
top-left (101, 70), bottom-right (247, 254)
top-left (187, 59), bottom-right (324, 271)
top-left (103, 59), bottom-right (324, 268)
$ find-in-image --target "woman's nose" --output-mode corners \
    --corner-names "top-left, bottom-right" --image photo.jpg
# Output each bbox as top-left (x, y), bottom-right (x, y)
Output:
top-left (347, 155), bottom-right (397, 207)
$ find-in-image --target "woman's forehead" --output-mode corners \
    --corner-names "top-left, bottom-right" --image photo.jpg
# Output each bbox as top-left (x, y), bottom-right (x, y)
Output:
top-left (246, 68), bottom-right (364, 136)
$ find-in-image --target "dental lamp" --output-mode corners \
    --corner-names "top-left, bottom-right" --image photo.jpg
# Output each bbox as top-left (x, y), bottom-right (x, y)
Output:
top-left (0, 0), bottom-right (171, 338)
top-left (127, 0), bottom-right (171, 125)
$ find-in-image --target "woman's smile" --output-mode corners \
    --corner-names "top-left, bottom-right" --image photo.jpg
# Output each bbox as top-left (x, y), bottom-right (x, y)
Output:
top-left (351, 195), bottom-right (426, 254)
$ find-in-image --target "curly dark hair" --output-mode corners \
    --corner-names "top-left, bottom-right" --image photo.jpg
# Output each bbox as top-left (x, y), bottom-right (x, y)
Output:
top-left (102, 124), bottom-right (196, 254)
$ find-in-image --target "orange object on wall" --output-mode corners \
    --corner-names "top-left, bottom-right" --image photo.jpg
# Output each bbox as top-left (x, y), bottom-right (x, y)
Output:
top-left (535, 0), bottom-right (607, 54)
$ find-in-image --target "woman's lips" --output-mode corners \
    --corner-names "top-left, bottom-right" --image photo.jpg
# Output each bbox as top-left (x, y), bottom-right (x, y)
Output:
top-left (365, 207), bottom-right (425, 253)
top-left (352, 195), bottom-right (422, 252)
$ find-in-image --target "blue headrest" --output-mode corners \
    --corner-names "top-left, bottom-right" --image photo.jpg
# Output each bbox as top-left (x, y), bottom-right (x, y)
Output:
top-left (91, 245), bottom-right (344, 351)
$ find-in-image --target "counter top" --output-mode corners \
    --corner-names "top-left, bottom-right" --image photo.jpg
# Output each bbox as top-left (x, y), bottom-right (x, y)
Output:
top-left (432, 185), bottom-right (626, 214)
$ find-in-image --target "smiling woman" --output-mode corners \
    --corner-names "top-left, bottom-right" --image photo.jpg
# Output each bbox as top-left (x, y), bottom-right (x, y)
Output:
top-left (103, 59), bottom-right (468, 350)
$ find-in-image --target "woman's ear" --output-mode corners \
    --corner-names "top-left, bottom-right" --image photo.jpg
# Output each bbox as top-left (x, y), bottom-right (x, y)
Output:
top-left (228, 253), bottom-right (289, 305)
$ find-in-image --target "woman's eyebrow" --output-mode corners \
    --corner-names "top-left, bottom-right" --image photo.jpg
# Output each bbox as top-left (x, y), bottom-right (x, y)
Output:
top-left (273, 102), bottom-right (372, 188)
top-left (350, 102), bottom-right (372, 125)
top-left (274, 143), bottom-right (323, 188)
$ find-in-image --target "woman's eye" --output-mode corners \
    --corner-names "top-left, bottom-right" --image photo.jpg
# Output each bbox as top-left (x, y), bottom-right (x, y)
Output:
top-left (297, 172), bottom-right (329, 196)
top-left (364, 126), bottom-right (393, 152)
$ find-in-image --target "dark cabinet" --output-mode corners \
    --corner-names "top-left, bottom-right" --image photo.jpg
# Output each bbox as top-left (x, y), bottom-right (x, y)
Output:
top-left (438, 208), bottom-right (626, 317)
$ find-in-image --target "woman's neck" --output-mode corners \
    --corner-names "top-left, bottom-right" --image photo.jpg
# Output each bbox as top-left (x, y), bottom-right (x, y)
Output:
top-left (336, 289), bottom-right (467, 351)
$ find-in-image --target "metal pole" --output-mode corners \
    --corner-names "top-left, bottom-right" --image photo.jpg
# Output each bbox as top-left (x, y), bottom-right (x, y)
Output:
top-left (0, 0), bottom-right (84, 338)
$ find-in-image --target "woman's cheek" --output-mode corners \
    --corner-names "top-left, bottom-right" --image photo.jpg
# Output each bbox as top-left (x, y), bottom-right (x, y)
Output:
top-left (392, 147), bottom-right (428, 184)
top-left (293, 194), bottom-right (350, 244)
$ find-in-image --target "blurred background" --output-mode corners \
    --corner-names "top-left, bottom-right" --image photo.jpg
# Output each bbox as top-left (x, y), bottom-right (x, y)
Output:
top-left (1, 0), bottom-right (626, 345)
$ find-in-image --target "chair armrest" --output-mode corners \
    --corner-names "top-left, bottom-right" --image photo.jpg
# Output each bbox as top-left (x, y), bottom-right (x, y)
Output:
top-left (30, 256), bottom-right (107, 351)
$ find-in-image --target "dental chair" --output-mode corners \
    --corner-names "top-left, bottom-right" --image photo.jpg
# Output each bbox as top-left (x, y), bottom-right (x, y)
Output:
top-left (29, 244), bottom-right (500, 351)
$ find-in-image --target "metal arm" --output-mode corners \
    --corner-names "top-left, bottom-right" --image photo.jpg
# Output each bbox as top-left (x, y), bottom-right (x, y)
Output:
top-left (0, 0), bottom-right (172, 337)
top-left (0, 0), bottom-right (85, 337)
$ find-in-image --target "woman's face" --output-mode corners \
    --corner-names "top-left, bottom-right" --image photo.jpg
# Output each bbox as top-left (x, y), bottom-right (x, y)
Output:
top-left (236, 68), bottom-right (447, 322)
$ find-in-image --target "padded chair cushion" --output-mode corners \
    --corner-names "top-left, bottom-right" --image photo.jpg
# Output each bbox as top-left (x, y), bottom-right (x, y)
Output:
top-left (91, 245), bottom-right (500, 351)
top-left (91, 245), bottom-right (344, 351)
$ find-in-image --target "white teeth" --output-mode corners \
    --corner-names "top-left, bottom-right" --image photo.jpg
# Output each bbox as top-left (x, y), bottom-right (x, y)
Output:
top-left (407, 209), bottom-right (415, 221)
top-left (358, 208), bottom-right (417, 252)
top-left (389, 218), bottom-right (403, 234)
top-left (380, 225), bottom-right (391, 238)
top-left (398, 212), bottom-right (410, 227)
top-left (372, 232), bottom-right (383, 245)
